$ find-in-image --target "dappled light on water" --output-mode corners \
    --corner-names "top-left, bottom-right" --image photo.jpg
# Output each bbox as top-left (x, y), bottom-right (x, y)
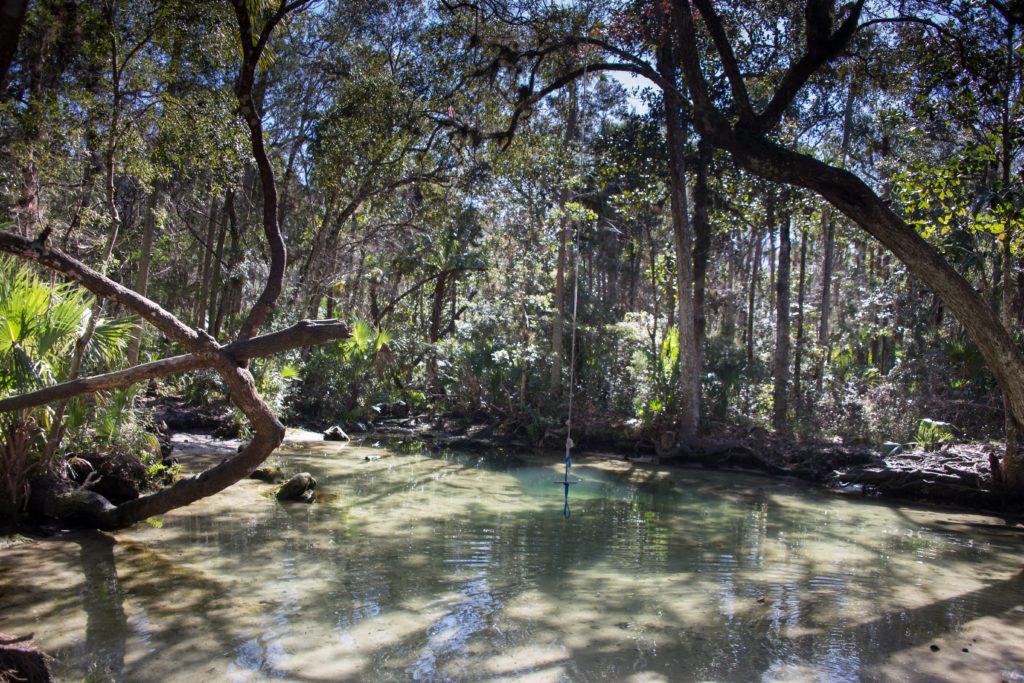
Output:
top-left (4, 437), bottom-right (1024, 681)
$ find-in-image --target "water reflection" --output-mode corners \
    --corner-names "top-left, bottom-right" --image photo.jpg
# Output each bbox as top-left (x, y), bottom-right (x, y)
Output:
top-left (3, 441), bottom-right (1024, 681)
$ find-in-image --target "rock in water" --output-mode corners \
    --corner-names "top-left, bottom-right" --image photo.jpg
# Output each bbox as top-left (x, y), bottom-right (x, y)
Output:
top-left (0, 633), bottom-right (53, 682)
top-left (277, 473), bottom-right (317, 503)
top-left (323, 425), bottom-right (350, 441)
top-left (250, 465), bottom-right (284, 483)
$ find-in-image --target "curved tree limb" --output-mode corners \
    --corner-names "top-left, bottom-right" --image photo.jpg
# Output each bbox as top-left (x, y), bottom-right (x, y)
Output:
top-left (232, 0), bottom-right (312, 342)
top-left (0, 231), bottom-right (200, 347)
top-left (670, 0), bottom-right (1024, 443)
top-left (0, 320), bottom-right (350, 414)
top-left (0, 228), bottom-right (298, 528)
top-left (751, 0), bottom-right (865, 135)
top-left (0, 0), bottom-right (322, 530)
top-left (690, 0), bottom-right (755, 126)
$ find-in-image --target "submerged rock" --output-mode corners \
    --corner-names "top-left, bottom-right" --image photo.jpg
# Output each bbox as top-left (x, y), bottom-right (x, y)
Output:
top-left (0, 633), bottom-right (52, 683)
top-left (44, 488), bottom-right (118, 526)
top-left (277, 472), bottom-right (317, 503)
top-left (250, 465), bottom-right (284, 483)
top-left (324, 425), bottom-right (350, 441)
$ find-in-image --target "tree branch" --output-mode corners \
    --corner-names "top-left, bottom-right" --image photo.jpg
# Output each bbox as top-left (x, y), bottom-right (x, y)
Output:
top-left (752, 0), bottom-right (865, 135)
top-left (691, 0), bottom-right (756, 126)
top-left (230, 0), bottom-right (311, 342)
top-left (0, 230), bottom-right (199, 347)
top-left (0, 320), bottom-right (350, 413)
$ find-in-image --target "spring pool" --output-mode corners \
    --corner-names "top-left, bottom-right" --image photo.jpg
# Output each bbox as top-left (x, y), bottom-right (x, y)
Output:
top-left (3, 434), bottom-right (1024, 681)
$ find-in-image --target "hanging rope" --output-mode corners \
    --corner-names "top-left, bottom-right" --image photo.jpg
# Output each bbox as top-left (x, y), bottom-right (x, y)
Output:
top-left (562, 230), bottom-right (580, 517)
top-left (559, 61), bottom-right (589, 518)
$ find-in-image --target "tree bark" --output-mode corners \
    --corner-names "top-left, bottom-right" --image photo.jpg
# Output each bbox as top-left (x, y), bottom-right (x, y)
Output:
top-left (126, 184), bottom-right (162, 365)
top-left (773, 211), bottom-right (792, 433)
top-left (659, 43), bottom-right (700, 440)
top-left (793, 224), bottom-right (809, 421)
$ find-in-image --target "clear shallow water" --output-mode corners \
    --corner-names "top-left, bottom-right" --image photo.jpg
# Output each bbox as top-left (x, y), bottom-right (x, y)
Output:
top-left (4, 436), bottom-right (1024, 682)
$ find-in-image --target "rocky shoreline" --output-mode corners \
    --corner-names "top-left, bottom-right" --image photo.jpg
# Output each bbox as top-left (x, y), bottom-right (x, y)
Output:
top-left (361, 414), bottom-right (1018, 514)
top-left (16, 399), bottom-right (1020, 534)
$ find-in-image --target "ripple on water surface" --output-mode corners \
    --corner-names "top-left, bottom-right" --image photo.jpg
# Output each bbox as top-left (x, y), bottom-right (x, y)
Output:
top-left (3, 440), bottom-right (1024, 682)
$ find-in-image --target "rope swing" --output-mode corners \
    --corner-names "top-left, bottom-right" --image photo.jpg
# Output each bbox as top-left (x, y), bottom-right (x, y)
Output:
top-left (559, 231), bottom-right (581, 518)
top-left (556, 62), bottom-right (590, 519)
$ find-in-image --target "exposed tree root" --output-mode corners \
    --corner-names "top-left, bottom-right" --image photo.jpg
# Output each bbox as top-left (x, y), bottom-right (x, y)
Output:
top-left (0, 633), bottom-right (51, 683)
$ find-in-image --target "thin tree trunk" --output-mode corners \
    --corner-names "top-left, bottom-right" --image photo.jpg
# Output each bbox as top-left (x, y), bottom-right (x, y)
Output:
top-left (126, 185), bottom-right (161, 365)
top-left (816, 76), bottom-right (855, 394)
top-left (692, 139), bottom-right (712, 380)
top-left (746, 229), bottom-right (762, 364)
top-left (550, 80), bottom-right (579, 398)
top-left (772, 210), bottom-right (791, 433)
top-left (793, 224), bottom-right (809, 422)
top-left (1000, 20), bottom-right (1019, 487)
top-left (213, 189), bottom-right (240, 339)
top-left (768, 219), bottom-right (776, 313)
top-left (659, 43), bottom-right (700, 440)
top-left (723, 241), bottom-right (737, 344)
top-left (427, 271), bottom-right (449, 392)
top-left (207, 189), bottom-right (230, 333)
top-left (194, 193), bottom-right (220, 329)
top-left (645, 223), bottom-right (662, 391)
top-left (815, 205), bottom-right (834, 394)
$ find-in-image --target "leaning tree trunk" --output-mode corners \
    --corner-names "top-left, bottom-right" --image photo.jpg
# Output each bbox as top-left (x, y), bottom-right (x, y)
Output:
top-left (701, 131), bottom-right (1024, 490)
top-left (672, 0), bottom-right (1024, 494)
top-left (0, 0), bottom-right (321, 529)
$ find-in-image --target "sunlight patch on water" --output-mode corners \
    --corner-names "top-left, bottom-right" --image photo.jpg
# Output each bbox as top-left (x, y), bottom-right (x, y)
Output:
top-left (3, 441), bottom-right (1024, 681)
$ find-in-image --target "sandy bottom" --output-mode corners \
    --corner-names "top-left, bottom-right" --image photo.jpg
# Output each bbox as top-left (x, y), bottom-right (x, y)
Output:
top-left (3, 432), bottom-right (1024, 682)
